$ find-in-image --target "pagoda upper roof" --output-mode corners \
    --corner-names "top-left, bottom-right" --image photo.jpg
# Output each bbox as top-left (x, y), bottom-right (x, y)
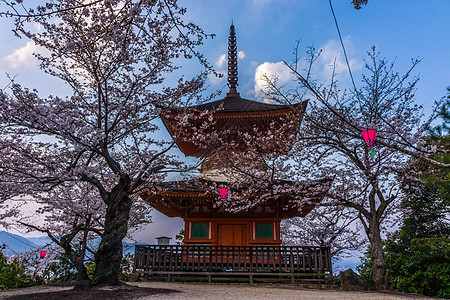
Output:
top-left (191, 94), bottom-right (299, 114)
top-left (161, 24), bottom-right (308, 157)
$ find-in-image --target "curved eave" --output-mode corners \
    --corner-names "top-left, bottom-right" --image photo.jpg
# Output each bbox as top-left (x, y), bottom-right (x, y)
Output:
top-left (160, 100), bottom-right (308, 157)
top-left (163, 100), bottom-right (307, 118)
top-left (191, 97), bottom-right (307, 113)
top-left (139, 177), bottom-right (332, 219)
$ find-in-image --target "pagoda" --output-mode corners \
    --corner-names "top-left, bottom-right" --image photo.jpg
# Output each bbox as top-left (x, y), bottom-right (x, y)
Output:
top-left (140, 24), bottom-right (332, 246)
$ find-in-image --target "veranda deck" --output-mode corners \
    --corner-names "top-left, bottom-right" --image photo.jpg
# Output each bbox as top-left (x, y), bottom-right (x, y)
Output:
top-left (134, 245), bottom-right (332, 284)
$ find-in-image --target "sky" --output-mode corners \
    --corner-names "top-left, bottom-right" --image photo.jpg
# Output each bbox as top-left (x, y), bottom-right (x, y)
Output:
top-left (1, 0), bottom-right (449, 268)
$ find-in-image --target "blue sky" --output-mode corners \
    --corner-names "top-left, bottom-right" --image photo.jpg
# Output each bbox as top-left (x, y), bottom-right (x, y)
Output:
top-left (179, 0), bottom-right (450, 115)
top-left (1, 1), bottom-right (449, 110)
top-left (1, 1), bottom-right (449, 266)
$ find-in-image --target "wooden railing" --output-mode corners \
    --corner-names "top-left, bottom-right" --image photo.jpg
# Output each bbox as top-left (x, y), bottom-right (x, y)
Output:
top-left (134, 245), bottom-right (332, 275)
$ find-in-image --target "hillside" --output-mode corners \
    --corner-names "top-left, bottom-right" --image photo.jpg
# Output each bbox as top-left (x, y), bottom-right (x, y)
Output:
top-left (0, 231), bottom-right (38, 256)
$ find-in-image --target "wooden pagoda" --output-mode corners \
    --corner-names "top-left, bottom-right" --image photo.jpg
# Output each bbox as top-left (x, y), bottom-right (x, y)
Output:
top-left (139, 24), bottom-right (332, 247)
top-left (135, 24), bottom-right (333, 282)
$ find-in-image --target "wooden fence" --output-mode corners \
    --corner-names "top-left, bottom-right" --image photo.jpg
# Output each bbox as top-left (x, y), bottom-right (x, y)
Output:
top-left (134, 245), bottom-right (332, 279)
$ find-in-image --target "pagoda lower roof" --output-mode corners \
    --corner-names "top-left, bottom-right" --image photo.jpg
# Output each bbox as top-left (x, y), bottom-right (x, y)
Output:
top-left (139, 177), bottom-right (332, 219)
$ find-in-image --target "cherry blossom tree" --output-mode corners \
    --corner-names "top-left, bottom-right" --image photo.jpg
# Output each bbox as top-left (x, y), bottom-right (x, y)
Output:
top-left (281, 205), bottom-right (364, 260)
top-left (0, 0), bottom-right (212, 286)
top-left (20, 183), bottom-right (101, 282)
top-left (184, 113), bottom-right (333, 214)
top-left (17, 181), bottom-right (152, 283)
top-left (351, 0), bottom-right (368, 10)
top-left (255, 47), bottom-right (444, 289)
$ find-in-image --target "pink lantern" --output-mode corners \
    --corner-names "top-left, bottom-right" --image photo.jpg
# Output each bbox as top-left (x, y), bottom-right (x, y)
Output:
top-left (39, 251), bottom-right (47, 259)
top-left (361, 129), bottom-right (376, 158)
top-left (219, 188), bottom-right (228, 200)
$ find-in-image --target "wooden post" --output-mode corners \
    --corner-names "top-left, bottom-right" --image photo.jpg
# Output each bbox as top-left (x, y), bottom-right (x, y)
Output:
top-left (209, 245), bottom-right (213, 273)
top-left (290, 251), bottom-right (294, 284)
top-left (328, 247), bottom-right (332, 274)
top-left (249, 246), bottom-right (253, 284)
top-left (133, 246), bottom-right (138, 272)
top-left (168, 246), bottom-right (173, 272)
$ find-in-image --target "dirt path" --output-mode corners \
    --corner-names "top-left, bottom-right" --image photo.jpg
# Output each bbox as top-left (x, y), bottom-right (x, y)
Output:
top-left (130, 282), bottom-right (431, 300)
top-left (0, 285), bottom-right (73, 298)
top-left (0, 282), bottom-right (432, 300)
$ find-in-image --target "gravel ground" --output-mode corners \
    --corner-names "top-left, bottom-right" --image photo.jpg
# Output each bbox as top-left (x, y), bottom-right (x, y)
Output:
top-left (0, 282), bottom-right (433, 300)
top-left (130, 282), bottom-right (432, 300)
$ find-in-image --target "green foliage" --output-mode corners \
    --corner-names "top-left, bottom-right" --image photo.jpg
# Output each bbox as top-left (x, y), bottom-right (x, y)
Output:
top-left (357, 145), bottom-right (449, 297)
top-left (381, 150), bottom-right (450, 298)
top-left (385, 236), bottom-right (450, 298)
top-left (420, 136), bottom-right (450, 202)
top-left (0, 245), bottom-right (35, 290)
top-left (84, 253), bottom-right (134, 282)
top-left (44, 253), bottom-right (77, 283)
top-left (356, 247), bottom-right (374, 290)
top-left (424, 91), bottom-right (450, 200)
top-left (86, 261), bottom-right (96, 278)
top-left (399, 185), bottom-right (450, 240)
top-left (428, 88), bottom-right (450, 139)
top-left (176, 229), bottom-right (184, 245)
top-left (119, 253), bottom-right (134, 281)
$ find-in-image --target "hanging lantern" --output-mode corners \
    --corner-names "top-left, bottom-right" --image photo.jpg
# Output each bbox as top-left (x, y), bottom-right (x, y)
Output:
top-left (39, 251), bottom-right (47, 259)
top-left (219, 188), bottom-right (228, 199)
top-left (361, 129), bottom-right (376, 158)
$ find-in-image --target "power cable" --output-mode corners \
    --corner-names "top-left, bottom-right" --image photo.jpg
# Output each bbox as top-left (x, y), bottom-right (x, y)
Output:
top-left (328, 0), bottom-right (361, 105)
top-left (327, 0), bottom-right (425, 156)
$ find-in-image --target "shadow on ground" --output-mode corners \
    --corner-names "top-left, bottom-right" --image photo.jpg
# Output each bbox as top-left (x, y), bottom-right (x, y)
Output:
top-left (3, 285), bottom-right (179, 300)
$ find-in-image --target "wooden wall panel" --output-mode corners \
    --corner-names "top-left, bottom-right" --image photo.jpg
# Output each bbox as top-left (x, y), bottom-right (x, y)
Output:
top-left (183, 217), bottom-right (282, 246)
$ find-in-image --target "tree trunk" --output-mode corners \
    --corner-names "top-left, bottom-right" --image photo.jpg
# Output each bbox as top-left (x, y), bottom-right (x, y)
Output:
top-left (61, 241), bottom-right (89, 282)
top-left (90, 177), bottom-right (132, 286)
top-left (73, 257), bottom-right (90, 290)
top-left (75, 221), bottom-right (91, 285)
top-left (369, 221), bottom-right (391, 290)
top-left (76, 262), bottom-right (89, 281)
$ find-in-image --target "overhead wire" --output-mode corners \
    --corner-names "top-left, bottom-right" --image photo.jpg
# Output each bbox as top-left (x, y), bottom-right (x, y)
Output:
top-left (327, 0), bottom-right (361, 105)
top-left (328, 0), bottom-right (382, 159)
top-left (327, 0), bottom-right (427, 156)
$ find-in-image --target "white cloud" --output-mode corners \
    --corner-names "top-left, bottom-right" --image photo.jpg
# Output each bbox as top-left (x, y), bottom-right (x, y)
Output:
top-left (217, 54), bottom-right (226, 68)
top-left (3, 41), bottom-right (39, 69)
top-left (210, 50), bottom-right (246, 87)
top-left (33, 22), bottom-right (43, 32)
top-left (216, 50), bottom-right (245, 69)
top-left (254, 61), bottom-right (295, 102)
top-left (318, 37), bottom-right (362, 81)
top-left (208, 72), bottom-right (226, 86)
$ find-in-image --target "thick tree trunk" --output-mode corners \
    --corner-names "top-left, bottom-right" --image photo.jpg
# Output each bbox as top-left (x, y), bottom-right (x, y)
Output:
top-left (369, 221), bottom-right (391, 290)
top-left (90, 177), bottom-right (132, 286)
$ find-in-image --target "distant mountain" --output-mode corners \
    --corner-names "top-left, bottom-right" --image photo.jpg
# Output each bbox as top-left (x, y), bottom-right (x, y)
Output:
top-left (27, 236), bottom-right (52, 246)
top-left (0, 231), bottom-right (148, 257)
top-left (123, 242), bottom-right (149, 255)
top-left (334, 260), bottom-right (361, 273)
top-left (0, 231), bottom-right (38, 256)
